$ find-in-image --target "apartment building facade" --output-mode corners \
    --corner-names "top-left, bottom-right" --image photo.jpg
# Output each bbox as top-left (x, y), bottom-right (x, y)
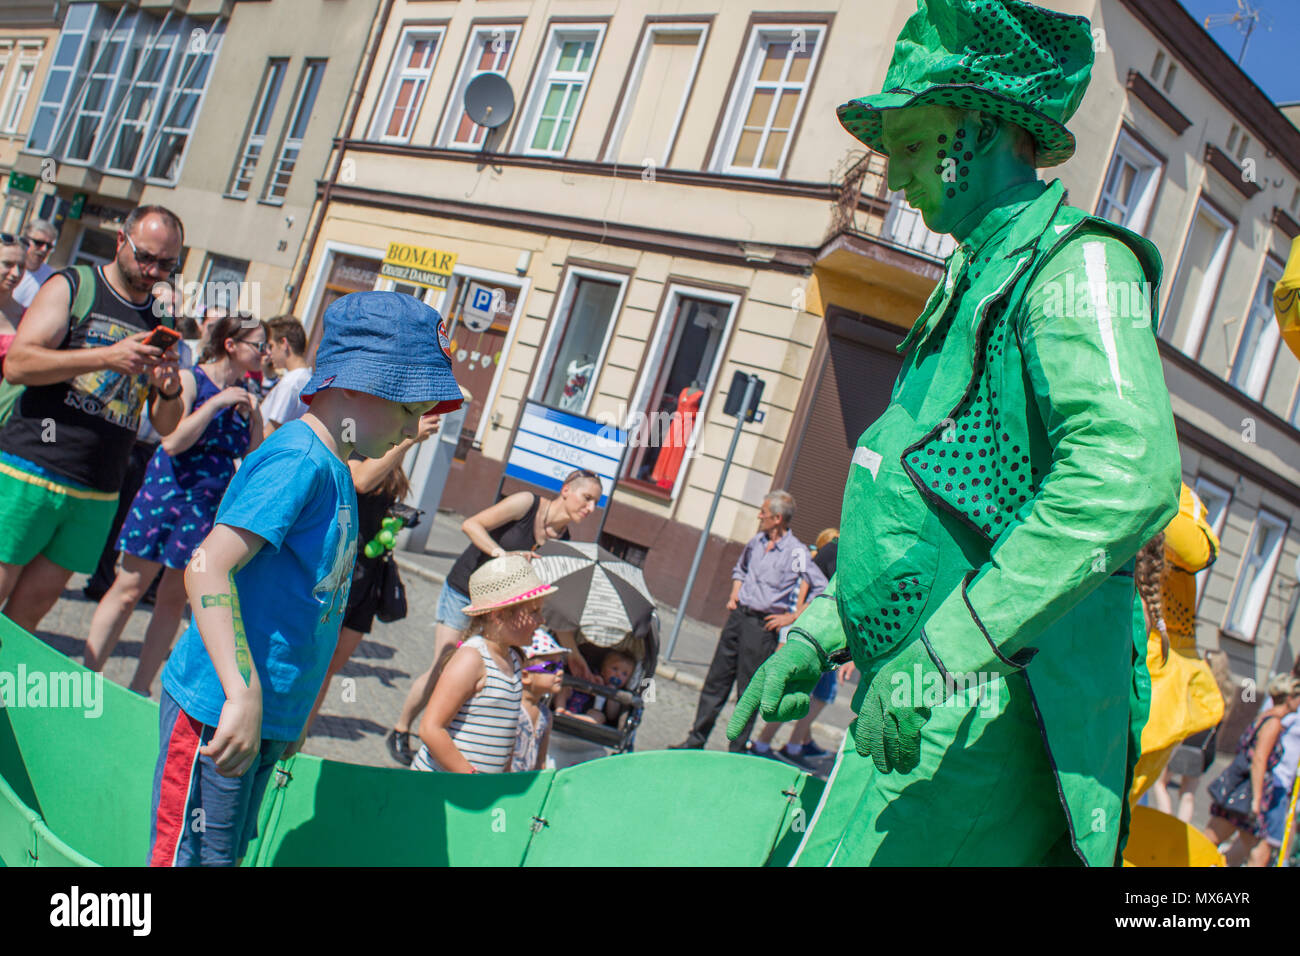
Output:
top-left (0, 3), bottom-right (61, 232)
top-left (289, 0), bottom-right (1300, 691)
top-left (291, 0), bottom-right (947, 625)
top-left (8, 0), bottom-right (377, 313)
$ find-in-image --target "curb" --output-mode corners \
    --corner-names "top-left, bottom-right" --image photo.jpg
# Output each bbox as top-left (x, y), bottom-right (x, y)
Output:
top-left (394, 556), bottom-right (846, 744)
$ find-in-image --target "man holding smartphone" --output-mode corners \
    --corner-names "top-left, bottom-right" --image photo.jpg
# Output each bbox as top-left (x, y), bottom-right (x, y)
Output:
top-left (0, 205), bottom-right (185, 634)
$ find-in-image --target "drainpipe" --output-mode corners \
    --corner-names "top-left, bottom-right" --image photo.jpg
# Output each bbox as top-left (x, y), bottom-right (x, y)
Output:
top-left (288, 0), bottom-right (394, 314)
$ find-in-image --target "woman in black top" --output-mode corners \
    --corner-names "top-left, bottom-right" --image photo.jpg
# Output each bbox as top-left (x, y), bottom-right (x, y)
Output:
top-left (386, 468), bottom-right (602, 764)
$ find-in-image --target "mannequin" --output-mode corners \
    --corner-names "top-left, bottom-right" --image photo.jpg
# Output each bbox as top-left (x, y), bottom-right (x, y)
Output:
top-left (651, 380), bottom-right (704, 488)
top-left (559, 353), bottom-right (594, 411)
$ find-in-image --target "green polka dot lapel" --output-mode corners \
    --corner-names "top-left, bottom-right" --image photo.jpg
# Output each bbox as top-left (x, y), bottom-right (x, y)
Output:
top-left (837, 0), bottom-right (1094, 168)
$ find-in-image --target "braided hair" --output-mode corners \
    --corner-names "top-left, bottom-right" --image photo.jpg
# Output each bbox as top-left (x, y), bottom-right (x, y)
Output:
top-left (1135, 533), bottom-right (1168, 662)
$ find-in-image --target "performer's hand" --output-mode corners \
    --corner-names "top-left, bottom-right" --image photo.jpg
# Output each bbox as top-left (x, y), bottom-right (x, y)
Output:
top-left (726, 637), bottom-right (822, 738)
top-left (854, 640), bottom-right (939, 774)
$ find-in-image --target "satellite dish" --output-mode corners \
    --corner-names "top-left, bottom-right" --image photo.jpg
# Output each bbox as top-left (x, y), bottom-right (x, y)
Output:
top-left (464, 73), bottom-right (515, 129)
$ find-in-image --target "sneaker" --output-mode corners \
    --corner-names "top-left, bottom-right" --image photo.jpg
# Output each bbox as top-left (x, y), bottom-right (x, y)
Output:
top-left (747, 742), bottom-right (781, 760)
top-left (668, 739), bottom-right (703, 750)
top-left (386, 729), bottom-right (415, 766)
top-left (801, 738), bottom-right (828, 758)
top-left (777, 745), bottom-right (813, 768)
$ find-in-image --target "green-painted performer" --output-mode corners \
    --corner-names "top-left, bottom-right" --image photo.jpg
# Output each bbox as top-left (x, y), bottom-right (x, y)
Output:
top-left (728, 0), bottom-right (1180, 866)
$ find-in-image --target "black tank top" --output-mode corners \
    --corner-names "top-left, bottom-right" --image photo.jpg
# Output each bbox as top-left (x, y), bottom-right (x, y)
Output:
top-left (0, 266), bottom-right (160, 491)
top-left (446, 494), bottom-right (570, 594)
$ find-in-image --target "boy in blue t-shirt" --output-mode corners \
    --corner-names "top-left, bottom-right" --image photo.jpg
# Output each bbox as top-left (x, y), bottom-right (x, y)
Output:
top-left (148, 291), bottom-right (463, 867)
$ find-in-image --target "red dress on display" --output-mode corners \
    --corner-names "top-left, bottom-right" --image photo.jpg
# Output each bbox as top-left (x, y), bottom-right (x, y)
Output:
top-left (651, 387), bottom-right (703, 488)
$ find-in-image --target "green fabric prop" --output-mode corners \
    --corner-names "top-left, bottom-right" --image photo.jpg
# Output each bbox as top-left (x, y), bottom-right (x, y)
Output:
top-left (837, 0), bottom-right (1095, 167)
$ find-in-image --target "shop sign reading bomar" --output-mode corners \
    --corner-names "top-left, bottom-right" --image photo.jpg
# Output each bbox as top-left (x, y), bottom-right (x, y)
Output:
top-left (379, 242), bottom-right (458, 290)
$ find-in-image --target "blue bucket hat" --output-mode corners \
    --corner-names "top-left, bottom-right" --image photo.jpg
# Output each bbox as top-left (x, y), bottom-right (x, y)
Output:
top-left (301, 291), bottom-right (464, 414)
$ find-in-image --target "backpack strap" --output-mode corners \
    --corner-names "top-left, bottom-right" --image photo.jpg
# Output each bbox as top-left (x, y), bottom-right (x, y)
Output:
top-left (65, 264), bottom-right (174, 329)
top-left (68, 264), bottom-right (97, 328)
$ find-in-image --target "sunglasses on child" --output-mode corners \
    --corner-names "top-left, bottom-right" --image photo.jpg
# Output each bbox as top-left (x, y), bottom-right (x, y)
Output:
top-left (524, 661), bottom-right (564, 674)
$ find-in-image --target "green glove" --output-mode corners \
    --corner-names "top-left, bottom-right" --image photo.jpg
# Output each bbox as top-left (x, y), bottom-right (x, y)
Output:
top-left (854, 639), bottom-right (944, 774)
top-left (726, 636), bottom-right (823, 740)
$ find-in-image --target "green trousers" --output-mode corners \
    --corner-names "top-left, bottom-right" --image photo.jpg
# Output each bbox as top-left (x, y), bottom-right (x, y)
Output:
top-left (794, 666), bottom-right (1080, 866)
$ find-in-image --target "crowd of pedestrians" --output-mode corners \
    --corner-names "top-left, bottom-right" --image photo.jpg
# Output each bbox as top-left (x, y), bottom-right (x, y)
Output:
top-left (0, 202), bottom-right (314, 692)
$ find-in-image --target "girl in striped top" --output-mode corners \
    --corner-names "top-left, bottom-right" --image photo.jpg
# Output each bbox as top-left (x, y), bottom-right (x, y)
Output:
top-left (413, 555), bottom-right (557, 773)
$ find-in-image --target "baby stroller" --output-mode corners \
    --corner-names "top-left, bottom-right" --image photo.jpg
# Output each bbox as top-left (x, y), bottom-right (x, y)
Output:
top-left (550, 613), bottom-right (659, 755)
top-left (531, 540), bottom-right (661, 761)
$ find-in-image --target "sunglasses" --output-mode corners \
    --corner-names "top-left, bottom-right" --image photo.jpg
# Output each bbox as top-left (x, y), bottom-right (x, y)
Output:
top-left (238, 337), bottom-right (269, 354)
top-left (23, 236), bottom-right (53, 251)
top-left (124, 233), bottom-right (179, 273)
top-left (0, 232), bottom-right (20, 246)
top-left (524, 661), bottom-right (564, 674)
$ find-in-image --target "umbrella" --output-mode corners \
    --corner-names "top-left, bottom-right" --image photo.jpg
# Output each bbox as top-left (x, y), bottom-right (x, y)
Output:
top-left (531, 540), bottom-right (656, 647)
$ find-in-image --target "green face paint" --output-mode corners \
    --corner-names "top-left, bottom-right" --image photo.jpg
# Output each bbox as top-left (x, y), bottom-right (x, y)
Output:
top-left (200, 571), bottom-right (253, 686)
top-left (882, 107), bottom-right (991, 237)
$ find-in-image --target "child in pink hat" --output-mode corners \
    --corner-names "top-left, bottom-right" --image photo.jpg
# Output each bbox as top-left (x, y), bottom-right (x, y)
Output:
top-left (412, 555), bottom-right (556, 773)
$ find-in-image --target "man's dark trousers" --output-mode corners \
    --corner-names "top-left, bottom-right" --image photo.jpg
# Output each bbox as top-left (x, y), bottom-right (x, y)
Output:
top-left (684, 607), bottom-right (778, 752)
top-left (85, 439), bottom-right (158, 594)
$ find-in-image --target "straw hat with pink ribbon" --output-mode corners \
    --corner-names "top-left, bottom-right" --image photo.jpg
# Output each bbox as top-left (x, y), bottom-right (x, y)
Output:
top-left (463, 554), bottom-right (558, 616)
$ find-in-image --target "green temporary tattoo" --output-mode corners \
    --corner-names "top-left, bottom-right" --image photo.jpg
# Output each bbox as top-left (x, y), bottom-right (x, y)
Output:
top-left (199, 571), bottom-right (252, 685)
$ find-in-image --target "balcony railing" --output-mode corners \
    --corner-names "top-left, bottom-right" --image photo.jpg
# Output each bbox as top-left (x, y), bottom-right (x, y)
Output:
top-left (828, 149), bottom-right (956, 263)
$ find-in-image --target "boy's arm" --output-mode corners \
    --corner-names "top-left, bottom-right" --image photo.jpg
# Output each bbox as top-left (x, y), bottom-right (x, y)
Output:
top-left (185, 524), bottom-right (266, 778)
top-left (417, 647), bottom-right (485, 773)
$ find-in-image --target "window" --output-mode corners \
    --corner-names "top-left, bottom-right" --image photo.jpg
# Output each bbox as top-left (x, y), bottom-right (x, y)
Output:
top-left (370, 27), bottom-right (442, 143)
top-left (24, 5), bottom-right (223, 181)
top-left (263, 59), bottom-right (325, 202)
top-left (228, 59), bottom-right (287, 197)
top-left (532, 270), bottom-right (625, 413)
top-left (104, 30), bottom-right (177, 174)
top-left (711, 24), bottom-right (825, 177)
top-left (1096, 130), bottom-right (1162, 235)
top-left (1151, 51), bottom-right (1165, 77)
top-left (1228, 258), bottom-right (1284, 399)
top-left (439, 25), bottom-right (518, 148)
top-left (65, 19), bottom-right (131, 162)
top-left (626, 288), bottom-right (738, 493)
top-left (1160, 198), bottom-right (1234, 355)
top-left (2, 49), bottom-right (40, 134)
top-left (1163, 62), bottom-right (1177, 92)
top-left (142, 29), bottom-right (222, 183)
top-left (27, 3), bottom-right (98, 153)
top-left (1291, 187), bottom-right (1300, 218)
top-left (1193, 476), bottom-right (1231, 608)
top-left (200, 254), bottom-right (249, 314)
top-left (516, 25), bottom-right (605, 156)
top-left (1224, 509), bottom-right (1287, 641)
top-left (603, 23), bottom-right (708, 167)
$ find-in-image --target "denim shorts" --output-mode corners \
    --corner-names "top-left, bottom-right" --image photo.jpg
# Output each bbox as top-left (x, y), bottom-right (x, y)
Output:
top-left (1263, 784), bottom-right (1296, 847)
top-left (148, 687), bottom-right (287, 866)
top-left (812, 668), bottom-right (838, 704)
top-left (435, 581), bottom-right (472, 631)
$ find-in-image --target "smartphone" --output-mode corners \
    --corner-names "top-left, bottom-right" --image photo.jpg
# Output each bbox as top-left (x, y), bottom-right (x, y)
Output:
top-left (143, 326), bottom-right (182, 351)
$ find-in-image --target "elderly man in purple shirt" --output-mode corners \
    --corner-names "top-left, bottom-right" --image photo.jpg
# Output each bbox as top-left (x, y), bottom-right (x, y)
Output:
top-left (671, 490), bottom-right (827, 753)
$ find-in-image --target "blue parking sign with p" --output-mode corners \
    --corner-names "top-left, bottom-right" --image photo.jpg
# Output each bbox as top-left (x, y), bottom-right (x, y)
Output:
top-left (471, 287), bottom-right (493, 311)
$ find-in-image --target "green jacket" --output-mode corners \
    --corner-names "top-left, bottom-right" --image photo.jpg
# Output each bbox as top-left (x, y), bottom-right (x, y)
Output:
top-left (797, 179), bottom-right (1180, 865)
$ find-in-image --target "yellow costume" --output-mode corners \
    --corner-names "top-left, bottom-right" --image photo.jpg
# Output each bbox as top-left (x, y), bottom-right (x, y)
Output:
top-left (1129, 484), bottom-right (1225, 803)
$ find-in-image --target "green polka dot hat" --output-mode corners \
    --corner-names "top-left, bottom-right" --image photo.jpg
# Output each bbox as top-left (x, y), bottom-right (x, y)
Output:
top-left (837, 0), bottom-right (1095, 168)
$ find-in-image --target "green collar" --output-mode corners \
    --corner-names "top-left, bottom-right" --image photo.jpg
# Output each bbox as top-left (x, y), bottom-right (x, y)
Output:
top-left (960, 179), bottom-right (1050, 258)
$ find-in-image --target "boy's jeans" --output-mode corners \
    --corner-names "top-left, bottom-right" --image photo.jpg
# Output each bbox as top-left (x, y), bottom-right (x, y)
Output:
top-left (148, 687), bottom-right (287, 866)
